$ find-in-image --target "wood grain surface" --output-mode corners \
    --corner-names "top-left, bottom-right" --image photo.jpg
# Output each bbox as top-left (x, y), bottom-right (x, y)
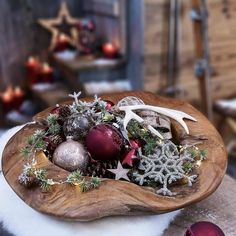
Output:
top-left (1, 91), bottom-right (227, 221)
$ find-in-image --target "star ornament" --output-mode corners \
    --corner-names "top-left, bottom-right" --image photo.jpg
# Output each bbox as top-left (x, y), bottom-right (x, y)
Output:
top-left (107, 162), bottom-right (130, 181)
top-left (38, 2), bottom-right (80, 51)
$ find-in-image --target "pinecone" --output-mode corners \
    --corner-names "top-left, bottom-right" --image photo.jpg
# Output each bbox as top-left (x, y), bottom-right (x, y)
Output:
top-left (46, 134), bottom-right (65, 155)
top-left (84, 160), bottom-right (118, 178)
top-left (19, 174), bottom-right (38, 188)
top-left (59, 105), bottom-right (71, 119)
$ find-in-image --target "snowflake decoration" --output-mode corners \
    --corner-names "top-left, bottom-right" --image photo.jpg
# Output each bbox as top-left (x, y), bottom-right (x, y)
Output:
top-left (133, 140), bottom-right (198, 196)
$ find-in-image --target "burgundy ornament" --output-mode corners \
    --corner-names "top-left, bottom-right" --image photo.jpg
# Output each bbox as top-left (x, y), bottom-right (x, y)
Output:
top-left (85, 124), bottom-right (123, 161)
top-left (104, 100), bottom-right (114, 110)
top-left (77, 19), bottom-right (96, 54)
top-left (185, 221), bottom-right (225, 236)
top-left (50, 106), bottom-right (60, 115)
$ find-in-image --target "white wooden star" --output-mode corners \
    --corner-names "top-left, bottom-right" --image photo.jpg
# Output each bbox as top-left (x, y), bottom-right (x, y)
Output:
top-left (107, 162), bottom-right (130, 181)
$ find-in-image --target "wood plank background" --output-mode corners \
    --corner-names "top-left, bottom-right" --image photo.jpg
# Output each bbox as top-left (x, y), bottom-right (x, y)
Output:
top-left (0, 0), bottom-right (82, 90)
top-left (144, 0), bottom-right (236, 103)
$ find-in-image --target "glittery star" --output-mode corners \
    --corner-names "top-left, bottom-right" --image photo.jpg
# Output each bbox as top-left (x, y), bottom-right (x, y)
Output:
top-left (107, 162), bottom-right (130, 181)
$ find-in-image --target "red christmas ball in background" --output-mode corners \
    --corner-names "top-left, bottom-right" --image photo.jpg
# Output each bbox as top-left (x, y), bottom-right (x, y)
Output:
top-left (185, 221), bottom-right (224, 236)
top-left (85, 124), bottom-right (123, 161)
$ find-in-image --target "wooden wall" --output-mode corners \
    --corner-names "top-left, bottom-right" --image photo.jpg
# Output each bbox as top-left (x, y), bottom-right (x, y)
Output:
top-left (143, 0), bottom-right (169, 93)
top-left (0, 0), bottom-right (82, 90)
top-left (144, 0), bottom-right (236, 103)
top-left (180, 0), bottom-right (236, 103)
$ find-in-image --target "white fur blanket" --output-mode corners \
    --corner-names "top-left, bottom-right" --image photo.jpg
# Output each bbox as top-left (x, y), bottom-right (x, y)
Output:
top-left (0, 125), bottom-right (180, 236)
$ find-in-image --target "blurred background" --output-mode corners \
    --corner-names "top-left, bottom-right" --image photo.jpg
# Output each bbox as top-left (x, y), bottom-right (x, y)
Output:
top-left (0, 0), bottom-right (236, 177)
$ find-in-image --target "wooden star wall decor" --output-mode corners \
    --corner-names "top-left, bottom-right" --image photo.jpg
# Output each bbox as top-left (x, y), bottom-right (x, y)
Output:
top-left (38, 1), bottom-right (81, 51)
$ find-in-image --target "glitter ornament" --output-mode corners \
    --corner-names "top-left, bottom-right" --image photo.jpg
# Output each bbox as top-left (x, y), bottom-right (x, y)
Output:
top-left (53, 138), bottom-right (89, 172)
top-left (185, 221), bottom-right (225, 236)
top-left (117, 96), bottom-right (145, 108)
top-left (63, 113), bottom-right (92, 140)
top-left (85, 124), bottom-right (123, 161)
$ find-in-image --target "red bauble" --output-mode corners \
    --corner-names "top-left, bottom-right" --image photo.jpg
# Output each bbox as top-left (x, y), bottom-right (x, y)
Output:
top-left (50, 106), bottom-right (60, 115)
top-left (104, 100), bottom-right (114, 110)
top-left (85, 124), bottom-right (123, 161)
top-left (185, 221), bottom-right (224, 236)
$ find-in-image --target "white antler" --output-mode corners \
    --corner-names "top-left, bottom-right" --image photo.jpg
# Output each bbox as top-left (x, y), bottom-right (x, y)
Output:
top-left (119, 105), bottom-right (197, 139)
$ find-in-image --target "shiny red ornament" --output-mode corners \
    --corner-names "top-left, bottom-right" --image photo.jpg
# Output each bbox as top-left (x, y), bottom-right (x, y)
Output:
top-left (185, 221), bottom-right (225, 236)
top-left (50, 106), bottom-right (60, 115)
top-left (85, 124), bottom-right (123, 161)
top-left (104, 100), bottom-right (114, 110)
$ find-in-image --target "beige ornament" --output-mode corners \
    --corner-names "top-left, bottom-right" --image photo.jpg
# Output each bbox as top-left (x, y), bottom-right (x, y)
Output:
top-left (53, 138), bottom-right (89, 172)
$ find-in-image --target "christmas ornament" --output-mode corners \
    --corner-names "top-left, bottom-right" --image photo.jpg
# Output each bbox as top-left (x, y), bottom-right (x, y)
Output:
top-left (85, 159), bottom-right (118, 178)
top-left (53, 138), bottom-right (89, 172)
top-left (117, 96), bottom-right (145, 108)
top-left (85, 124), bottom-right (123, 161)
top-left (104, 100), bottom-right (114, 110)
top-left (102, 42), bottom-right (119, 58)
top-left (107, 161), bottom-right (130, 181)
top-left (185, 221), bottom-right (225, 236)
top-left (59, 105), bottom-right (71, 118)
top-left (77, 19), bottom-right (96, 54)
top-left (133, 140), bottom-right (197, 196)
top-left (50, 105), bottom-right (60, 115)
top-left (63, 113), bottom-right (92, 140)
top-left (38, 2), bottom-right (80, 50)
top-left (122, 139), bottom-right (143, 167)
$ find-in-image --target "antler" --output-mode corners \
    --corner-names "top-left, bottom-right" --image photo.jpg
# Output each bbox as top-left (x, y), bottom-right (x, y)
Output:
top-left (119, 105), bottom-right (197, 139)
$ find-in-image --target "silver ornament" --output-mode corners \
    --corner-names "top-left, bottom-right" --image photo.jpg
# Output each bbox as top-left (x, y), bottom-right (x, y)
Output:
top-left (117, 96), bottom-right (145, 108)
top-left (53, 138), bottom-right (89, 172)
top-left (63, 114), bottom-right (92, 140)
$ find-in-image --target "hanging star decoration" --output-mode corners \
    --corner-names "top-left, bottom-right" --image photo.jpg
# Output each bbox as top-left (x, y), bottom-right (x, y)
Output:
top-left (38, 1), bottom-right (81, 51)
top-left (107, 162), bottom-right (130, 181)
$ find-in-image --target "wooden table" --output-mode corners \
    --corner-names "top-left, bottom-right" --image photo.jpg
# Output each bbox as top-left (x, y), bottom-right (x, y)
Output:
top-left (0, 175), bottom-right (235, 236)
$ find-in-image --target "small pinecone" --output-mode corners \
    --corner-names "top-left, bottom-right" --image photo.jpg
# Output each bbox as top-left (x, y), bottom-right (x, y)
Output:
top-left (47, 134), bottom-right (64, 155)
top-left (59, 105), bottom-right (71, 119)
top-left (85, 160), bottom-right (118, 178)
top-left (19, 174), bottom-right (38, 188)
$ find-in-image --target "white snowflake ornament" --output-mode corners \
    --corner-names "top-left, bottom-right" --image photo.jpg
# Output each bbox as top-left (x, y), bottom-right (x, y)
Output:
top-left (133, 140), bottom-right (198, 196)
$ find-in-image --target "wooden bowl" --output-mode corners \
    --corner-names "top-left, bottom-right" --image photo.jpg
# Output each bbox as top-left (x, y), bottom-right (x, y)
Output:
top-left (2, 91), bottom-right (227, 221)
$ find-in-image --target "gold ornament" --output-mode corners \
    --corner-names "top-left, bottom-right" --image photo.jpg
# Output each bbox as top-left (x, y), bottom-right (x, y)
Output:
top-left (38, 1), bottom-right (80, 50)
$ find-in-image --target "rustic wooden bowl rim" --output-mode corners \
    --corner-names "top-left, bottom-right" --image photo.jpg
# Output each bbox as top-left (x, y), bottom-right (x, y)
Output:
top-left (2, 91), bottom-right (227, 221)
